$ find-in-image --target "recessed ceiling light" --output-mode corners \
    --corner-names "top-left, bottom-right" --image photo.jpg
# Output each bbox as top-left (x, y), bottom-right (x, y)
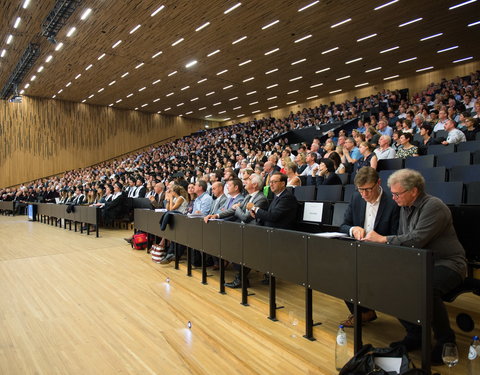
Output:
top-left (22, 0), bottom-right (30, 9)
top-left (398, 57), bottom-right (417, 63)
top-left (307, 95), bottom-right (318, 100)
top-left (98, 88), bottom-right (104, 92)
top-left (205, 115), bottom-right (212, 118)
top-left (177, 103), bottom-right (184, 107)
top-left (153, 98), bottom-right (160, 102)
top-left (206, 91), bottom-right (215, 96)
top-left (112, 40), bottom-right (122, 48)
top-left (322, 47), bottom-right (339, 54)
top-left (449, 0), bottom-right (477, 10)
top-left (232, 36), bottom-right (247, 44)
top-left (216, 69), bottom-right (228, 75)
top-left (265, 68), bottom-right (279, 74)
top-left (298, 1), bottom-right (319, 12)
top-left (98, 53), bottom-right (106, 60)
top-left (398, 18), bottom-right (422, 27)
top-left (166, 92), bottom-right (174, 96)
top-left (37, 66), bottom-right (44, 73)
top-left (152, 79), bottom-right (161, 85)
top-left (218, 110), bottom-right (226, 114)
top-left (267, 96), bottom-right (277, 100)
top-left (24, 83), bottom-right (30, 89)
top-left (437, 46), bottom-right (459, 53)
top-left (383, 75), bottom-right (399, 80)
top-left (185, 111), bottom-right (193, 115)
top-left (316, 68), bottom-right (330, 73)
top-left (164, 107), bottom-right (171, 111)
top-left (236, 114), bottom-right (245, 117)
top-left (468, 20), bottom-right (480, 26)
top-left (331, 18), bottom-right (352, 28)
top-left (65, 82), bottom-right (71, 87)
top-left (329, 89), bottom-right (342, 94)
top-left (55, 42), bottom-right (64, 51)
top-left (14, 17), bottom-right (21, 28)
top-left (80, 8), bottom-right (92, 20)
top-left (380, 46), bottom-right (399, 53)
top-left (267, 84), bottom-right (278, 89)
top-left (45, 55), bottom-right (53, 62)
top-left (310, 83), bottom-right (323, 88)
top-left (223, 85), bottom-right (233, 90)
top-left (287, 90), bottom-right (299, 94)
top-left (295, 34), bottom-right (312, 43)
top-left (198, 107), bottom-right (206, 110)
top-left (151, 5), bottom-right (165, 17)
top-left (172, 38), bottom-right (184, 46)
top-left (167, 70), bottom-right (177, 76)
top-left (224, 3), bottom-right (241, 14)
top-left (243, 77), bottom-right (254, 82)
top-left (207, 49), bottom-right (220, 57)
top-left (249, 101), bottom-right (259, 105)
top-left (1, 49), bottom-right (7, 58)
top-left (246, 91), bottom-right (257, 95)
top-left (141, 104), bottom-right (148, 107)
top-left (191, 97), bottom-right (199, 101)
top-left (233, 106), bottom-right (242, 110)
top-left (453, 56), bottom-right (473, 63)
top-left (66, 27), bottom-right (76, 37)
top-left (121, 72), bottom-right (129, 78)
top-left (374, 0), bottom-right (398, 11)
top-left (30, 75), bottom-right (36, 81)
top-left (336, 75), bottom-right (350, 81)
top-left (262, 20), bottom-right (280, 30)
top-left (291, 58), bottom-right (307, 65)
top-left (88, 94), bottom-right (94, 98)
top-left (265, 48), bottom-right (280, 55)
top-left (289, 76), bottom-right (302, 81)
top-left (416, 66), bottom-right (434, 72)
top-left (6, 35), bottom-right (13, 44)
top-left (365, 66), bottom-right (382, 72)
top-left (420, 33), bottom-right (443, 41)
top-left (355, 82), bottom-right (369, 87)
top-left (345, 57), bottom-right (363, 64)
top-left (185, 60), bottom-right (198, 68)
top-left (109, 80), bottom-right (116, 86)
top-left (135, 108), bottom-right (138, 111)
top-left (268, 106), bottom-right (278, 109)
top-left (181, 86), bottom-right (190, 90)
top-left (126, 93), bottom-right (133, 98)
top-left (152, 51), bottom-right (163, 58)
top-left (195, 22), bottom-right (210, 32)
top-left (252, 110), bottom-right (261, 114)
top-left (229, 97), bottom-right (238, 101)
top-left (213, 102), bottom-right (222, 106)
top-left (108, 103), bottom-right (114, 107)
top-left (116, 99), bottom-right (122, 103)
top-left (130, 24), bottom-right (141, 34)
top-left (81, 99), bottom-right (86, 103)
top-left (138, 87), bottom-right (146, 91)
top-left (58, 89), bottom-right (63, 94)
top-left (357, 33), bottom-right (377, 42)
top-left (51, 94), bottom-right (55, 98)
top-left (239, 59), bottom-right (252, 66)
top-left (286, 101), bottom-right (297, 105)
top-left (85, 64), bottom-right (93, 70)
top-left (75, 73), bottom-right (81, 79)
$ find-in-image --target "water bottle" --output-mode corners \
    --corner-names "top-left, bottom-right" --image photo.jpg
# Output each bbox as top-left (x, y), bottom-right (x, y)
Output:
top-left (335, 324), bottom-right (349, 371)
top-left (468, 335), bottom-right (480, 374)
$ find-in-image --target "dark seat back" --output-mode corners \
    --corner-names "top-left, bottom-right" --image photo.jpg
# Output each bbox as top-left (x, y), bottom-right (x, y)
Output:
top-left (405, 154), bottom-right (435, 169)
top-left (377, 158), bottom-right (404, 171)
top-left (316, 185), bottom-right (343, 202)
top-left (436, 151), bottom-right (471, 168)
top-left (293, 185), bottom-right (316, 201)
top-left (425, 182), bottom-right (464, 205)
top-left (449, 164), bottom-right (480, 183)
top-left (427, 143), bottom-right (455, 155)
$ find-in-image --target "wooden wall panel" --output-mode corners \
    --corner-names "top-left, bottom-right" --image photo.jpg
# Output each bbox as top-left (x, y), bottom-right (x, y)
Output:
top-left (229, 62), bottom-right (480, 125)
top-left (0, 97), bottom-right (212, 187)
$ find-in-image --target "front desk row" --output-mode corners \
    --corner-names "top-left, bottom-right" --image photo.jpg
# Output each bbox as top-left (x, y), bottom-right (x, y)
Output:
top-left (134, 209), bottom-right (434, 372)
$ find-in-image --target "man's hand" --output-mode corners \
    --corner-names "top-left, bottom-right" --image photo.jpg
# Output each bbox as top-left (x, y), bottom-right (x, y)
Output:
top-left (148, 195), bottom-right (155, 202)
top-left (203, 214), bottom-right (217, 223)
top-left (246, 202), bottom-right (254, 210)
top-left (351, 226), bottom-right (366, 240)
top-left (363, 230), bottom-right (387, 243)
top-left (232, 203), bottom-right (240, 209)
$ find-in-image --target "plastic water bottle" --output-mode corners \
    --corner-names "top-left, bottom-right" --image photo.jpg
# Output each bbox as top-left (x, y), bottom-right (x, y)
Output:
top-left (335, 324), bottom-right (349, 371)
top-left (468, 335), bottom-right (480, 374)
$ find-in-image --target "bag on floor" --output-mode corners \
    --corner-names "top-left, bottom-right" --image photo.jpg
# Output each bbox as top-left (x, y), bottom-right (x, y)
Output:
top-left (132, 232), bottom-right (148, 250)
top-left (150, 244), bottom-right (166, 263)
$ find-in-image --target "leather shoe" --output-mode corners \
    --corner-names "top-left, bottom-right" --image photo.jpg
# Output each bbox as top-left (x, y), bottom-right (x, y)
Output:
top-left (340, 310), bottom-right (377, 328)
top-left (260, 274), bottom-right (270, 285)
top-left (225, 276), bottom-right (249, 289)
top-left (124, 237), bottom-right (133, 244)
top-left (390, 337), bottom-right (422, 352)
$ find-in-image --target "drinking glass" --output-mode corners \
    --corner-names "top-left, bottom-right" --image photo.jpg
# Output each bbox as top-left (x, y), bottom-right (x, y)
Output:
top-left (442, 343), bottom-right (458, 374)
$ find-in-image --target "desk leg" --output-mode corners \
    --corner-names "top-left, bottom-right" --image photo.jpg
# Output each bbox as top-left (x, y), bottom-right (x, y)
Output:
top-left (186, 248), bottom-right (192, 277)
top-left (304, 287), bottom-right (316, 341)
top-left (354, 304), bottom-right (363, 353)
top-left (201, 252), bottom-right (207, 285)
top-left (241, 265), bottom-right (249, 306)
top-left (268, 275), bottom-right (277, 321)
top-left (219, 259), bottom-right (226, 294)
top-left (174, 243), bottom-right (179, 270)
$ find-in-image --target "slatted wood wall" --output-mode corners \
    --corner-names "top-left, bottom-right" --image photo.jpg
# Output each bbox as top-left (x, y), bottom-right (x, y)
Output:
top-left (0, 97), bottom-right (212, 187)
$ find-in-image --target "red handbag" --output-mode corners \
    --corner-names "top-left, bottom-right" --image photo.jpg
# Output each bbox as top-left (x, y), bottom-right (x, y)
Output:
top-left (132, 232), bottom-right (148, 250)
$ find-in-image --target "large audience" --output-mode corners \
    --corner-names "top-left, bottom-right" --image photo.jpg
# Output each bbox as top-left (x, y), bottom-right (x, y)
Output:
top-left (1, 71), bottom-right (479, 223)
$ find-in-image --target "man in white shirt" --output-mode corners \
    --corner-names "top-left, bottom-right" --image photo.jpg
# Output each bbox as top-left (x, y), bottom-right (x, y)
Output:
top-left (441, 119), bottom-right (466, 145)
top-left (374, 135), bottom-right (396, 160)
top-left (300, 152), bottom-right (319, 176)
top-left (433, 110), bottom-right (448, 132)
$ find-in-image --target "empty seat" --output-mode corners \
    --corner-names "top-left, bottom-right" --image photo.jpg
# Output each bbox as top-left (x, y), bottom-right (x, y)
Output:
top-left (405, 154), bottom-right (435, 169)
top-left (473, 150), bottom-right (480, 165)
top-left (427, 143), bottom-right (455, 155)
top-left (425, 182), bottom-right (463, 205)
top-left (457, 140), bottom-right (480, 153)
top-left (293, 185), bottom-right (316, 201)
top-left (377, 158), bottom-right (404, 171)
top-left (449, 165), bottom-right (480, 183)
top-left (436, 151), bottom-right (471, 169)
top-left (417, 166), bottom-right (447, 182)
top-left (434, 130), bottom-right (448, 139)
top-left (343, 184), bottom-right (356, 203)
top-left (465, 182), bottom-right (480, 205)
top-left (299, 175), bottom-right (307, 186)
top-left (316, 185), bottom-right (343, 202)
top-left (477, 132), bottom-right (480, 141)
top-left (336, 173), bottom-right (349, 185)
top-left (332, 202), bottom-right (349, 227)
top-left (379, 169), bottom-right (396, 187)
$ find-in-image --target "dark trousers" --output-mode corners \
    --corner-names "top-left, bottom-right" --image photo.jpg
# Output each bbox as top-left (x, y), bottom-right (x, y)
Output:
top-left (400, 266), bottom-right (463, 345)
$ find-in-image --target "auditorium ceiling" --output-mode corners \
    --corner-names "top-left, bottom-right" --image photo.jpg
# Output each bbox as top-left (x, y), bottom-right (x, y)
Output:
top-left (0, 0), bottom-right (479, 122)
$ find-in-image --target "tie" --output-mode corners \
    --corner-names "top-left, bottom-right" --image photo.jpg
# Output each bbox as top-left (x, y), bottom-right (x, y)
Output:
top-left (227, 197), bottom-right (234, 208)
top-left (266, 174), bottom-right (270, 186)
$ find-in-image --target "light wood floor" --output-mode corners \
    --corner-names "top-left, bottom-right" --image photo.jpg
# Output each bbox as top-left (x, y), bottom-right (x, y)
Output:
top-left (0, 216), bottom-right (478, 375)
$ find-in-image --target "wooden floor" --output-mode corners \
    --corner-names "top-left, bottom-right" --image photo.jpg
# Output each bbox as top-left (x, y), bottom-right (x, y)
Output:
top-left (0, 216), bottom-right (478, 375)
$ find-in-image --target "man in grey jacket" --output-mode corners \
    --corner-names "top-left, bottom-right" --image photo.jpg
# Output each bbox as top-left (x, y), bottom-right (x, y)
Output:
top-left (365, 168), bottom-right (466, 365)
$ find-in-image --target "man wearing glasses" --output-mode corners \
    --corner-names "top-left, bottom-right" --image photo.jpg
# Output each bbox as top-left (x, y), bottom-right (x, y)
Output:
top-left (364, 168), bottom-right (466, 365)
top-left (339, 167), bottom-right (400, 327)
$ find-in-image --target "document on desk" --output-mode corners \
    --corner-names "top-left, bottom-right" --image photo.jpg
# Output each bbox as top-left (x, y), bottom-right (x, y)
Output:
top-left (155, 209), bottom-right (167, 212)
top-left (374, 357), bottom-right (402, 373)
top-left (311, 232), bottom-right (349, 238)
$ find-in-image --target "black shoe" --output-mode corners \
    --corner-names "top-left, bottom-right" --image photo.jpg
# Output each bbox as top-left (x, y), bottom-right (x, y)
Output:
top-left (260, 274), bottom-right (270, 285)
top-left (225, 276), bottom-right (249, 289)
top-left (124, 237), bottom-right (133, 244)
top-left (390, 337), bottom-right (422, 351)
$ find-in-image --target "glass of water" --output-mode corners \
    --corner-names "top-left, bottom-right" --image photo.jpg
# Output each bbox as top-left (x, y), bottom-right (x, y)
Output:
top-left (442, 343), bottom-right (458, 374)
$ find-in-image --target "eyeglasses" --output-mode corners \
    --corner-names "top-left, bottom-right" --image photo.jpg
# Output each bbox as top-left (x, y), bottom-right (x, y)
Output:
top-left (356, 184), bottom-right (377, 193)
top-left (391, 190), bottom-right (409, 198)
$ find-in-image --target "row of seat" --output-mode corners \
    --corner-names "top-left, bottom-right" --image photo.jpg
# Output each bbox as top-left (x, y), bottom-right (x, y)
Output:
top-left (380, 165), bottom-right (480, 184)
top-left (413, 130), bottom-right (480, 144)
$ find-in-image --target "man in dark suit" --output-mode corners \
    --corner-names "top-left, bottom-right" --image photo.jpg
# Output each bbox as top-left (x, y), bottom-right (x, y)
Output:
top-left (149, 182), bottom-right (166, 209)
top-left (339, 166), bottom-right (400, 327)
